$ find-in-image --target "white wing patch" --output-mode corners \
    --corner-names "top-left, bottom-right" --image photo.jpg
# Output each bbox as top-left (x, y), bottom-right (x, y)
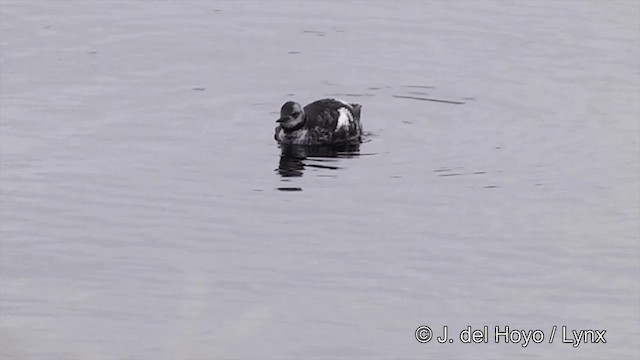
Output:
top-left (336, 107), bottom-right (353, 131)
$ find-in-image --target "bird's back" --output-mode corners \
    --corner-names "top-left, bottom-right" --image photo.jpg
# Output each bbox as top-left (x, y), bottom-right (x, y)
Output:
top-left (303, 99), bottom-right (362, 144)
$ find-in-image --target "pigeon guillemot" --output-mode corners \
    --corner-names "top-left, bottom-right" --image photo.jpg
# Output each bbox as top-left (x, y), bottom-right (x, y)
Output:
top-left (274, 99), bottom-right (363, 145)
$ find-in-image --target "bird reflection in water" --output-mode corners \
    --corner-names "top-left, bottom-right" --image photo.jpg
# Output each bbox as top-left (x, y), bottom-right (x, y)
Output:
top-left (276, 143), bottom-right (361, 178)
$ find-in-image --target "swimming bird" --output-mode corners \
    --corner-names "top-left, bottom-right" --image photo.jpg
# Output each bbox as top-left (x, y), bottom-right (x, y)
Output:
top-left (274, 99), bottom-right (363, 145)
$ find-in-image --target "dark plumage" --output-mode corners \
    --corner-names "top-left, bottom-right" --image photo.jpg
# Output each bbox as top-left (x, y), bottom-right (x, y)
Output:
top-left (274, 99), bottom-right (363, 145)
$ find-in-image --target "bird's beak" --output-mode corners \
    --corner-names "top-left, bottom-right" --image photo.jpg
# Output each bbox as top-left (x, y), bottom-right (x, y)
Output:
top-left (276, 117), bottom-right (288, 123)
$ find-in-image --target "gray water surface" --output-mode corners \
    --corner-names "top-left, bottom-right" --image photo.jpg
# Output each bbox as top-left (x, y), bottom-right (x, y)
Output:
top-left (1, 1), bottom-right (639, 359)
